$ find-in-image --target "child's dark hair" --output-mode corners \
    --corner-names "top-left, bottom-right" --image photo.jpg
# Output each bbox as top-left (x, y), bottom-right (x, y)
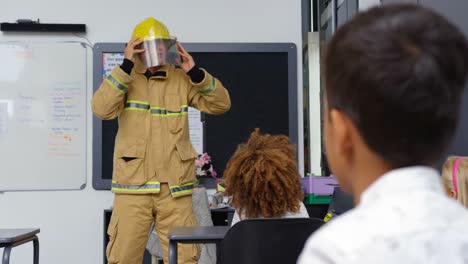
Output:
top-left (325, 4), bottom-right (468, 167)
top-left (222, 129), bottom-right (303, 219)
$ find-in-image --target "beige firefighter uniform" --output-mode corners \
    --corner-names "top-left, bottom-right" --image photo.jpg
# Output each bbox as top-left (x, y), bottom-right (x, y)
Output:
top-left (92, 59), bottom-right (231, 263)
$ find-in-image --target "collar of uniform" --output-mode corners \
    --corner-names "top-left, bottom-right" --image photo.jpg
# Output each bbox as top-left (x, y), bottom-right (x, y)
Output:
top-left (360, 166), bottom-right (443, 206)
top-left (144, 65), bottom-right (170, 80)
top-left (133, 58), bottom-right (171, 78)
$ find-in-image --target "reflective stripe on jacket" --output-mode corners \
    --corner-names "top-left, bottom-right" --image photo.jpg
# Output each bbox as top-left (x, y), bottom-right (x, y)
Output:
top-left (92, 62), bottom-right (231, 197)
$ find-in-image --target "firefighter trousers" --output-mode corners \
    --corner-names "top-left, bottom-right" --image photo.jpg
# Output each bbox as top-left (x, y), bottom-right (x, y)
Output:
top-left (106, 184), bottom-right (200, 264)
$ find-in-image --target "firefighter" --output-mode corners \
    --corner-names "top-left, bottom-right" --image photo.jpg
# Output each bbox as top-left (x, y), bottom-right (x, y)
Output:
top-left (92, 17), bottom-right (231, 264)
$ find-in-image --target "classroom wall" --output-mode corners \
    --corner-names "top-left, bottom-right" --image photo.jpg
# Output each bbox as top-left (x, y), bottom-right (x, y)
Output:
top-left (0, 0), bottom-right (303, 263)
top-left (359, 0), bottom-right (381, 10)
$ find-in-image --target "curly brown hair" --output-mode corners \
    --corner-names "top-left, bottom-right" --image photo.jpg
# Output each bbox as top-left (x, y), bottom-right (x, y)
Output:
top-left (222, 128), bottom-right (304, 219)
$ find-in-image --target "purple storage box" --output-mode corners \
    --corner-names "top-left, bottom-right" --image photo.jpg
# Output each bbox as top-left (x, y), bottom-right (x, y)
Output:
top-left (301, 175), bottom-right (339, 195)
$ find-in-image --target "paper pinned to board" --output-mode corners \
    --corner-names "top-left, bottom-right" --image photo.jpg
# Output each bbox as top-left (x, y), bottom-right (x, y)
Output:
top-left (188, 107), bottom-right (203, 154)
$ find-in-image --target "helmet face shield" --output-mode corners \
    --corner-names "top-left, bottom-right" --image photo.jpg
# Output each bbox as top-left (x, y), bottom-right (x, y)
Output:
top-left (137, 37), bottom-right (178, 68)
top-left (132, 18), bottom-right (178, 68)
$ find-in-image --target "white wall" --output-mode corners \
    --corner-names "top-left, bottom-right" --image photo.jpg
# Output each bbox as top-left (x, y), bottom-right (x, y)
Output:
top-left (0, 0), bottom-right (303, 263)
top-left (359, 0), bottom-right (382, 10)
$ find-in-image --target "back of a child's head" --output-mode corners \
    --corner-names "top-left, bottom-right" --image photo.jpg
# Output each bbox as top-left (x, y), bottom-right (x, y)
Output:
top-left (325, 4), bottom-right (468, 167)
top-left (223, 128), bottom-right (303, 219)
top-left (442, 156), bottom-right (468, 208)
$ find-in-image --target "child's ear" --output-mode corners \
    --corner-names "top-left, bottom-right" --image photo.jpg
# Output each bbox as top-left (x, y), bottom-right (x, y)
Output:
top-left (449, 190), bottom-right (458, 199)
top-left (325, 109), bottom-right (356, 193)
top-left (329, 109), bottom-right (354, 162)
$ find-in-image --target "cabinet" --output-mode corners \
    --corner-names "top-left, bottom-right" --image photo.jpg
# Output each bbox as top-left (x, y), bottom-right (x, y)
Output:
top-left (319, 0), bottom-right (468, 163)
top-left (419, 0), bottom-right (468, 160)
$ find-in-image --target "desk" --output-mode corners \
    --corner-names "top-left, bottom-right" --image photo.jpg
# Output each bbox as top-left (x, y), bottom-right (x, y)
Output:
top-left (167, 226), bottom-right (229, 264)
top-left (0, 228), bottom-right (40, 264)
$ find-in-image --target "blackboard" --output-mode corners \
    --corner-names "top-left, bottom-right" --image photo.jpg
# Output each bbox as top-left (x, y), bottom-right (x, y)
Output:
top-left (92, 43), bottom-right (297, 190)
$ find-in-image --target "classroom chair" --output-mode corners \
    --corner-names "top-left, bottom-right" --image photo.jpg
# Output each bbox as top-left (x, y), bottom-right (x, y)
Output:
top-left (217, 218), bottom-right (324, 264)
top-left (0, 228), bottom-right (40, 264)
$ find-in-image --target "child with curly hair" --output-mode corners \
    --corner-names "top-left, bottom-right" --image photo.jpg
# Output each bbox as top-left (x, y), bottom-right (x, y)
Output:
top-left (222, 128), bottom-right (309, 226)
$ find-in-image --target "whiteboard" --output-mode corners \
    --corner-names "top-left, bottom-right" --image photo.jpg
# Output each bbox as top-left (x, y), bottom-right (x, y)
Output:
top-left (0, 42), bottom-right (87, 191)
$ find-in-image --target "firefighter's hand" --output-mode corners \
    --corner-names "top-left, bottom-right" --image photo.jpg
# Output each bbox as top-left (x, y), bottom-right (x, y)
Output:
top-left (176, 42), bottom-right (195, 73)
top-left (124, 37), bottom-right (145, 62)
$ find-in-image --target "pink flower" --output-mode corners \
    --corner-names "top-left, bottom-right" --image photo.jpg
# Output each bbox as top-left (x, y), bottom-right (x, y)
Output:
top-left (195, 152), bottom-right (217, 179)
top-left (195, 158), bottom-right (203, 167)
top-left (211, 169), bottom-right (217, 178)
top-left (203, 153), bottom-right (211, 163)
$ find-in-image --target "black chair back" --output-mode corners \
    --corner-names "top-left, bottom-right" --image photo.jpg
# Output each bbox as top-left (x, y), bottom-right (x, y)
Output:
top-left (218, 217), bottom-right (324, 264)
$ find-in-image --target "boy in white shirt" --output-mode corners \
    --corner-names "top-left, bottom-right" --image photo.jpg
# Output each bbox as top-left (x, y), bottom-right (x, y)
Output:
top-left (298, 4), bottom-right (468, 264)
